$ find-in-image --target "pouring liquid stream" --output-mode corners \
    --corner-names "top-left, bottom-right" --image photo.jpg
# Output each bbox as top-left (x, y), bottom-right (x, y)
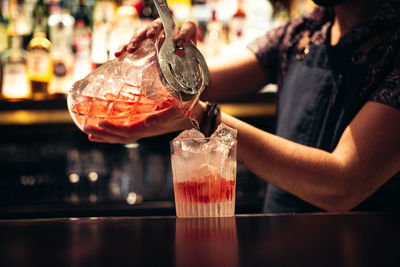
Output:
top-left (173, 92), bottom-right (200, 130)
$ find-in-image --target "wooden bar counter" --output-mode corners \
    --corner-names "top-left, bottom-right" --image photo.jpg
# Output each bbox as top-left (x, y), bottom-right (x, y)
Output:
top-left (1, 212), bottom-right (399, 267)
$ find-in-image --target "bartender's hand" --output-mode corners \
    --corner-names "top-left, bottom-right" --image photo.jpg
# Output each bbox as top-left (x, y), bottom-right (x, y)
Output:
top-left (115, 18), bottom-right (198, 57)
top-left (84, 19), bottom-right (201, 143)
top-left (83, 101), bottom-right (206, 144)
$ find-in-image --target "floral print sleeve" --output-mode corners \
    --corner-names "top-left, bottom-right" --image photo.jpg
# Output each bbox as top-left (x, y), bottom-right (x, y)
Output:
top-left (247, 7), bottom-right (332, 89)
top-left (247, 0), bottom-right (400, 111)
top-left (370, 60), bottom-right (400, 109)
top-left (247, 24), bottom-right (288, 85)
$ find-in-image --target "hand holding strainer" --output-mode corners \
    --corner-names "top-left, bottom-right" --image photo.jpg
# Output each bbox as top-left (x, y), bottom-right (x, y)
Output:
top-left (153, 0), bottom-right (210, 101)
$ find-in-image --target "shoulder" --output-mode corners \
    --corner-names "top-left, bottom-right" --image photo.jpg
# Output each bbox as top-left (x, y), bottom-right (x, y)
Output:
top-left (248, 7), bottom-right (332, 56)
top-left (370, 46), bottom-right (400, 109)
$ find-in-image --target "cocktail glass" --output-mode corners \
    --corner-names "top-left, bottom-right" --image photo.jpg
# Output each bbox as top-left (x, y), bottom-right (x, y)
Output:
top-left (170, 130), bottom-right (237, 218)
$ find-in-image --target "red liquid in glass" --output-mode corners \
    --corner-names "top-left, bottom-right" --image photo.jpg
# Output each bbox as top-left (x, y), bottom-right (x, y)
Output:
top-left (173, 174), bottom-right (236, 218)
top-left (174, 174), bottom-right (235, 204)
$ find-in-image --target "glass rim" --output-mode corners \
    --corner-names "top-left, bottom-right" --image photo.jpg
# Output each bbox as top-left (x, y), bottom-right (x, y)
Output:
top-left (170, 137), bottom-right (237, 143)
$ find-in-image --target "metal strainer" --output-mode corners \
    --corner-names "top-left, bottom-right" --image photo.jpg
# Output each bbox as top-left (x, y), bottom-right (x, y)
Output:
top-left (153, 0), bottom-right (210, 101)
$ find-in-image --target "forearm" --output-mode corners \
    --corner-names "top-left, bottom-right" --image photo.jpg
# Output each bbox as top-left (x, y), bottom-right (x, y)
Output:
top-left (201, 49), bottom-right (269, 101)
top-left (220, 112), bottom-right (357, 211)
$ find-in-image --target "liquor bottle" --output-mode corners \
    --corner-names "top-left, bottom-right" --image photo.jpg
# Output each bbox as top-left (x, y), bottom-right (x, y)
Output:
top-left (91, 17), bottom-right (109, 67)
top-left (31, 0), bottom-right (49, 35)
top-left (48, 0), bottom-right (74, 54)
top-left (9, 0), bottom-right (31, 49)
top-left (72, 0), bottom-right (92, 53)
top-left (70, 0), bottom-right (92, 81)
top-left (91, 0), bottom-right (116, 66)
top-left (92, 0), bottom-right (116, 24)
top-left (108, 5), bottom-right (140, 60)
top-left (202, 9), bottom-right (227, 58)
top-left (1, 34), bottom-right (30, 100)
top-left (49, 19), bottom-right (74, 95)
top-left (26, 32), bottom-right (53, 100)
top-left (167, 0), bottom-right (192, 25)
top-left (229, 0), bottom-right (246, 43)
top-left (244, 0), bottom-right (273, 36)
top-left (48, 0), bottom-right (75, 94)
top-left (0, 4), bottom-right (9, 52)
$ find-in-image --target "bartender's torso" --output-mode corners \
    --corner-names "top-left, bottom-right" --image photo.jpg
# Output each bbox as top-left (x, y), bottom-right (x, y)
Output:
top-left (255, 0), bottom-right (400, 213)
top-left (264, 28), bottom-right (400, 213)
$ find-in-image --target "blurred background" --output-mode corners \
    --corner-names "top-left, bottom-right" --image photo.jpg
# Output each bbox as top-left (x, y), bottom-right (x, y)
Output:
top-left (0, 0), bottom-right (315, 219)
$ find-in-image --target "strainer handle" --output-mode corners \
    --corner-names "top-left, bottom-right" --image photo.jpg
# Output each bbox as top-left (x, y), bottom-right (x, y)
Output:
top-left (153, 0), bottom-right (175, 41)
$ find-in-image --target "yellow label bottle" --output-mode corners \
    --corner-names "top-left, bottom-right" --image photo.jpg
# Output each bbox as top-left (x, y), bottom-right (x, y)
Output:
top-left (27, 32), bottom-right (53, 100)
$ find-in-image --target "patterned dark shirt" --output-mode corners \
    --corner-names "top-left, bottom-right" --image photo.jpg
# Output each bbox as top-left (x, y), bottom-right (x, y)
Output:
top-left (248, 0), bottom-right (400, 109)
top-left (247, 0), bottom-right (400, 212)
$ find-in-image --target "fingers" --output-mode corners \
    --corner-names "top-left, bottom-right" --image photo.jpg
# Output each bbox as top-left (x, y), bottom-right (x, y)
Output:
top-left (98, 115), bottom-right (160, 134)
top-left (84, 125), bottom-right (136, 144)
top-left (126, 26), bottom-right (149, 53)
top-left (97, 121), bottom-right (136, 136)
top-left (88, 134), bottom-right (137, 144)
top-left (176, 20), bottom-right (197, 47)
top-left (127, 19), bottom-right (163, 53)
top-left (88, 134), bottom-right (114, 143)
top-left (84, 104), bottom-right (189, 144)
top-left (87, 119), bottom-right (153, 144)
top-left (114, 44), bottom-right (128, 58)
top-left (146, 18), bottom-right (163, 39)
top-left (115, 18), bottom-right (197, 57)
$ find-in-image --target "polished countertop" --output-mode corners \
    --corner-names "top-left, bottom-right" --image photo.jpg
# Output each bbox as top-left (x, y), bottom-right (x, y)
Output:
top-left (0, 212), bottom-right (399, 267)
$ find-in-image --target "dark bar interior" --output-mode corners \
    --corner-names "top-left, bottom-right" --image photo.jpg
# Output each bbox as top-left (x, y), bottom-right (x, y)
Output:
top-left (0, 0), bottom-right (399, 266)
top-left (0, 94), bottom-right (275, 219)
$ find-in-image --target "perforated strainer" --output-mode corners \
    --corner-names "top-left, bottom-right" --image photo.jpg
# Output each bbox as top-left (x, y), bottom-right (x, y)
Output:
top-left (153, 0), bottom-right (210, 101)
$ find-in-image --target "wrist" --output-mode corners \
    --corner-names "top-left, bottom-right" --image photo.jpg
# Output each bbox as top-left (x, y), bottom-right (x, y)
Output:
top-left (199, 101), bottom-right (220, 137)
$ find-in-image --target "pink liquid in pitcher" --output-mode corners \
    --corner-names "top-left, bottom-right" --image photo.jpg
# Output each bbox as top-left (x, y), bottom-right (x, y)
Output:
top-left (69, 82), bottom-right (185, 130)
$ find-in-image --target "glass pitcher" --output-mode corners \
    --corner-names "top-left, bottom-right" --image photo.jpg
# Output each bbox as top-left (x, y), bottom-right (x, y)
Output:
top-left (67, 36), bottom-right (199, 131)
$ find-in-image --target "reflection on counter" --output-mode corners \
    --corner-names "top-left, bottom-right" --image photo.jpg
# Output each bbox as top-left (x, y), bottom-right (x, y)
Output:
top-left (175, 217), bottom-right (239, 267)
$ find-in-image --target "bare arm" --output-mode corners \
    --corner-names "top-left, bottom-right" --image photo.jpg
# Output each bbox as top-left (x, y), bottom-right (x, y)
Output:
top-left (201, 49), bottom-right (269, 101)
top-left (114, 19), bottom-right (269, 102)
top-left (86, 98), bottom-right (400, 211)
top-left (220, 101), bottom-right (400, 211)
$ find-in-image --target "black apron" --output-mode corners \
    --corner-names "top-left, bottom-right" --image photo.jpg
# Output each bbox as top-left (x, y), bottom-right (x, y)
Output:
top-left (264, 39), bottom-right (400, 213)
